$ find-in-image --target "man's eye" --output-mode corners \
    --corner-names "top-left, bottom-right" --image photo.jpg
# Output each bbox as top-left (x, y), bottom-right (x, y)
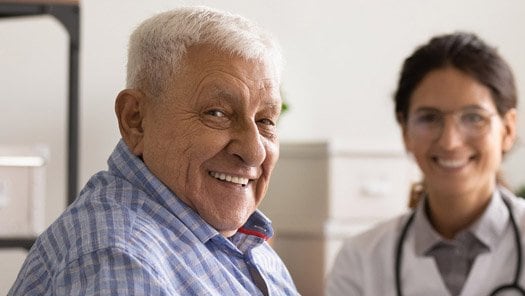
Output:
top-left (201, 109), bottom-right (230, 130)
top-left (258, 118), bottom-right (276, 126)
top-left (206, 109), bottom-right (226, 117)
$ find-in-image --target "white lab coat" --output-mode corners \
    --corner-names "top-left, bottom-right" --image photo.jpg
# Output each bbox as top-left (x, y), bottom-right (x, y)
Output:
top-left (326, 188), bottom-right (525, 296)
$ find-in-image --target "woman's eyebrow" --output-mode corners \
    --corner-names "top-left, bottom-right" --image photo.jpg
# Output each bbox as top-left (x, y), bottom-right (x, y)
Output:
top-left (413, 104), bottom-right (488, 113)
top-left (413, 106), bottom-right (440, 112)
top-left (461, 104), bottom-right (489, 111)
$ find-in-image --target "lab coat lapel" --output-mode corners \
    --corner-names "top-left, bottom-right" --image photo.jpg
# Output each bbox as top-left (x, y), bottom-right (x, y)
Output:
top-left (403, 232), bottom-right (452, 296)
top-left (458, 252), bottom-right (492, 296)
top-left (459, 188), bottom-right (515, 296)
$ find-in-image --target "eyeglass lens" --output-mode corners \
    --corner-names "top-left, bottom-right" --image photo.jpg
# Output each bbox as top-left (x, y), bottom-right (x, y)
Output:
top-left (408, 107), bottom-right (494, 140)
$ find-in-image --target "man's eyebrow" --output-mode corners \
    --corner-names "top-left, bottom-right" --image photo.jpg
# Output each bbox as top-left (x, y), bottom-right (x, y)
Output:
top-left (200, 88), bottom-right (238, 103)
top-left (215, 90), bottom-right (237, 100)
top-left (265, 101), bottom-right (281, 110)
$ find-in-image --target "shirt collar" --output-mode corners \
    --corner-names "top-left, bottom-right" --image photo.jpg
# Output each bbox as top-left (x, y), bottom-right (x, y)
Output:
top-left (238, 210), bottom-right (274, 240)
top-left (413, 189), bottom-right (509, 256)
top-left (108, 139), bottom-right (274, 244)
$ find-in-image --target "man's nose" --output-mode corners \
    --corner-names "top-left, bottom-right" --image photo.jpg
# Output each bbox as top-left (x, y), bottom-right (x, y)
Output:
top-left (228, 121), bottom-right (266, 166)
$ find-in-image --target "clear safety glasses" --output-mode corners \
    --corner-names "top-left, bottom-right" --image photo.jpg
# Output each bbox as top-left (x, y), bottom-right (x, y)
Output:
top-left (407, 106), bottom-right (497, 141)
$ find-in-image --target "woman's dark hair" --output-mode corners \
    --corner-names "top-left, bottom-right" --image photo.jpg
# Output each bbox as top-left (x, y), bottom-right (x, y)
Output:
top-left (394, 32), bottom-right (517, 123)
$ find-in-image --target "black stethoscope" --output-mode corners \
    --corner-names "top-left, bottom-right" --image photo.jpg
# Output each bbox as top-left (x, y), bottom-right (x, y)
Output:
top-left (394, 194), bottom-right (525, 296)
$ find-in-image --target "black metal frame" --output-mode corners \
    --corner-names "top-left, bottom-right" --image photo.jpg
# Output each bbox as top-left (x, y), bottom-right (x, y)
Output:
top-left (0, 1), bottom-right (80, 251)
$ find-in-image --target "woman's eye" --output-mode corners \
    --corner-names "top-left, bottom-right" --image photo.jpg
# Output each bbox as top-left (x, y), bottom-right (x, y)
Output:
top-left (462, 112), bottom-right (484, 123)
top-left (415, 112), bottom-right (440, 124)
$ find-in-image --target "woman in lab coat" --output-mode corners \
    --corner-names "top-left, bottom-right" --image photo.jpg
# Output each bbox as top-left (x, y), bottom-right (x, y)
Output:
top-left (326, 32), bottom-right (525, 296)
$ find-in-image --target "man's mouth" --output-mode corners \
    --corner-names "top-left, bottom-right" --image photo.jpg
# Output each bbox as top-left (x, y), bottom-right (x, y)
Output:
top-left (209, 171), bottom-right (250, 186)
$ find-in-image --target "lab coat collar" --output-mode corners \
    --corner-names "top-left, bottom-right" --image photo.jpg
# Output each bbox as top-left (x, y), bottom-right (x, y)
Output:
top-left (469, 189), bottom-right (509, 250)
top-left (413, 189), bottom-right (509, 256)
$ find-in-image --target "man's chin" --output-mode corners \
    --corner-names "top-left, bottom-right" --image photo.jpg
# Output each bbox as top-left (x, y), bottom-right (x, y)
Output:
top-left (212, 216), bottom-right (250, 237)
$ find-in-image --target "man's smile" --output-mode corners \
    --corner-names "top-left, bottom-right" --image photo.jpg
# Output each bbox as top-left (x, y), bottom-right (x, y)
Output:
top-left (209, 171), bottom-right (250, 186)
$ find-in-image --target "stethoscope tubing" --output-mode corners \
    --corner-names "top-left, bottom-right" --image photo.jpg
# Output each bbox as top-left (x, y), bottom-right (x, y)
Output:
top-left (394, 195), bottom-right (524, 296)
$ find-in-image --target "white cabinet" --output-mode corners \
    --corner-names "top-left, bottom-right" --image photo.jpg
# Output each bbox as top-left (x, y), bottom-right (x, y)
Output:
top-left (261, 140), bottom-right (420, 296)
top-left (0, 146), bottom-right (47, 237)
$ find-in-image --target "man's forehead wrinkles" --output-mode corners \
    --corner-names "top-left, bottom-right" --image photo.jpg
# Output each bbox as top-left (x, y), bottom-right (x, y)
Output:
top-left (194, 76), bottom-right (277, 97)
top-left (191, 64), bottom-right (275, 81)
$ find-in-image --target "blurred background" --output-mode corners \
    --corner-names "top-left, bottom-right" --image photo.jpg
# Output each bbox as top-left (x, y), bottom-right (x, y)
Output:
top-left (1, 0), bottom-right (525, 294)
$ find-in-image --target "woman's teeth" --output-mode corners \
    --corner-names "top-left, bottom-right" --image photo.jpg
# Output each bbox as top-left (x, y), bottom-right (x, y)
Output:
top-left (437, 158), bottom-right (468, 168)
top-left (210, 171), bottom-right (249, 186)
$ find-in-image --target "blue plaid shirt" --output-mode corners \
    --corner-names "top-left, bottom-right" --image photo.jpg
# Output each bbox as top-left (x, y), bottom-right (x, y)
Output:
top-left (9, 140), bottom-right (298, 295)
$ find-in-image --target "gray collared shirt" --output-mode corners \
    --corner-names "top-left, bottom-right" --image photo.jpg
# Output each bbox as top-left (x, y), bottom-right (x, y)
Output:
top-left (413, 191), bottom-right (509, 296)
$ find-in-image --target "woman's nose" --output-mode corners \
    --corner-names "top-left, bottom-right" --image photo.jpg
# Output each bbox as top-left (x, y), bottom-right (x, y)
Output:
top-left (436, 116), bottom-right (465, 149)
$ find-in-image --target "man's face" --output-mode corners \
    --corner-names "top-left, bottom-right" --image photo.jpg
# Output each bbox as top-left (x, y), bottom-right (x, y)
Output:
top-left (137, 45), bottom-right (281, 237)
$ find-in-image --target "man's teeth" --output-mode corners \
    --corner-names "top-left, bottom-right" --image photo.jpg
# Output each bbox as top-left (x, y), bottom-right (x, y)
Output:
top-left (438, 158), bottom-right (467, 168)
top-left (210, 171), bottom-right (249, 186)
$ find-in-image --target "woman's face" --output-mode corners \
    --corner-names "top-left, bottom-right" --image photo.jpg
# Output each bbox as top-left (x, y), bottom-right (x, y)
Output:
top-left (402, 67), bottom-right (516, 198)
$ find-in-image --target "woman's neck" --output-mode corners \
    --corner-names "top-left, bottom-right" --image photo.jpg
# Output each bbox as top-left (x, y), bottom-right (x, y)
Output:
top-left (425, 184), bottom-right (495, 239)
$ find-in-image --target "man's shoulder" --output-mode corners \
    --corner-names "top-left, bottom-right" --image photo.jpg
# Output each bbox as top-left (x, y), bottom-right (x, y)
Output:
top-left (36, 168), bottom-right (202, 265)
top-left (32, 171), bottom-right (153, 267)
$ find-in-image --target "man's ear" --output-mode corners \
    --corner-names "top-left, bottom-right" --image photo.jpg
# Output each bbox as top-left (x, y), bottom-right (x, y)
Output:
top-left (115, 89), bottom-right (147, 156)
top-left (502, 108), bottom-right (517, 153)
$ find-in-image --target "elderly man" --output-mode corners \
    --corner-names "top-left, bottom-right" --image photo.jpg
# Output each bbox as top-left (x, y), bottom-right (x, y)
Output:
top-left (10, 6), bottom-right (297, 295)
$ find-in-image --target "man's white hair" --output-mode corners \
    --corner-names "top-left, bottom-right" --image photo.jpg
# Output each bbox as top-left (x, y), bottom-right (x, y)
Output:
top-left (126, 6), bottom-right (283, 96)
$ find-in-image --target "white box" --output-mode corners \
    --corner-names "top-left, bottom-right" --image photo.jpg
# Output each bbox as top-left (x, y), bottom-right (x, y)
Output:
top-left (261, 140), bottom-right (420, 296)
top-left (0, 145), bottom-right (47, 238)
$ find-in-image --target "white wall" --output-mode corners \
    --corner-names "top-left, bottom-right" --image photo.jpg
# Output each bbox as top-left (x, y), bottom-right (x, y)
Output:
top-left (2, 0), bottom-right (525, 293)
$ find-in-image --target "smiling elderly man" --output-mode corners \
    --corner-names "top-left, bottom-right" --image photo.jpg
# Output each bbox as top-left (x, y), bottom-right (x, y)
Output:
top-left (9, 6), bottom-right (298, 296)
